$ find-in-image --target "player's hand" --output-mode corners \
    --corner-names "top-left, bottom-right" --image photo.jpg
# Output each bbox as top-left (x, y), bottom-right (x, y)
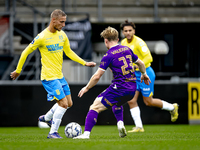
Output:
top-left (141, 74), bottom-right (151, 85)
top-left (10, 70), bottom-right (20, 80)
top-left (85, 62), bottom-right (96, 67)
top-left (78, 86), bottom-right (89, 98)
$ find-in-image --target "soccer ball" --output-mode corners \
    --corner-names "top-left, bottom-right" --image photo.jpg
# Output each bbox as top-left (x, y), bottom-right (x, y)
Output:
top-left (64, 122), bottom-right (82, 138)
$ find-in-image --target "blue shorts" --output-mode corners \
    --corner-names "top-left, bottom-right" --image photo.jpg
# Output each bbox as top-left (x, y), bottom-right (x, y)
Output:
top-left (135, 66), bottom-right (156, 97)
top-left (42, 77), bottom-right (71, 101)
top-left (97, 83), bottom-right (136, 108)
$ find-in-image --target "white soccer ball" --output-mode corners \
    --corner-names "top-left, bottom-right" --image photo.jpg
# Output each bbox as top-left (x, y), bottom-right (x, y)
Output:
top-left (64, 122), bottom-right (82, 138)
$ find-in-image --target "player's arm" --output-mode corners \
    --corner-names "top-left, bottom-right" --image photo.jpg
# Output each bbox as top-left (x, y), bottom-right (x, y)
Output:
top-left (10, 35), bottom-right (41, 80)
top-left (64, 47), bottom-right (95, 67)
top-left (78, 68), bottom-right (105, 97)
top-left (10, 45), bottom-right (36, 80)
top-left (78, 52), bottom-right (110, 97)
top-left (135, 58), bottom-right (151, 85)
top-left (63, 36), bottom-right (96, 67)
top-left (64, 46), bottom-right (86, 65)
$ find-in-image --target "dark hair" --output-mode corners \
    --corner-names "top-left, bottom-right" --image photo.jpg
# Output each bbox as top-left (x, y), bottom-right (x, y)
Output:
top-left (121, 20), bottom-right (136, 30)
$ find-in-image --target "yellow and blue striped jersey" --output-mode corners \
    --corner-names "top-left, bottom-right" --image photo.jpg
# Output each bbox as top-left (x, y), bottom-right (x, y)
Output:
top-left (16, 28), bottom-right (86, 80)
top-left (121, 35), bottom-right (153, 69)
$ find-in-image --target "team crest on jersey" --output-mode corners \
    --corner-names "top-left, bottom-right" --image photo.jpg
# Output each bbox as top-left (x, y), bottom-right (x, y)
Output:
top-left (59, 35), bottom-right (63, 40)
top-left (56, 89), bottom-right (60, 95)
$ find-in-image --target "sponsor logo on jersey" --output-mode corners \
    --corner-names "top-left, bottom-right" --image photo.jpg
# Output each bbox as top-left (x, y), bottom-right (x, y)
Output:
top-left (31, 39), bottom-right (35, 44)
top-left (31, 35), bottom-right (39, 44)
top-left (46, 37), bottom-right (53, 40)
top-left (46, 44), bottom-right (63, 52)
top-left (35, 35), bottom-right (39, 39)
top-left (143, 88), bottom-right (150, 91)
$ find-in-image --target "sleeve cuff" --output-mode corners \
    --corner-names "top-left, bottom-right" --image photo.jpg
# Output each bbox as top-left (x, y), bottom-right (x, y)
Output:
top-left (15, 69), bottom-right (21, 74)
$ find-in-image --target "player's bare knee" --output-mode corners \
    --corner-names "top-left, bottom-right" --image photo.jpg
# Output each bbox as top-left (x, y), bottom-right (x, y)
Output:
top-left (127, 100), bottom-right (137, 107)
top-left (61, 103), bottom-right (68, 109)
top-left (57, 100), bottom-right (68, 109)
top-left (68, 101), bottom-right (73, 107)
top-left (89, 104), bottom-right (97, 111)
top-left (89, 103), bottom-right (102, 113)
top-left (89, 105), bottom-right (93, 110)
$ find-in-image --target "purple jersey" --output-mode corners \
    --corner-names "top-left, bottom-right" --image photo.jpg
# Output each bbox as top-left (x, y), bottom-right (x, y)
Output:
top-left (99, 45), bottom-right (138, 90)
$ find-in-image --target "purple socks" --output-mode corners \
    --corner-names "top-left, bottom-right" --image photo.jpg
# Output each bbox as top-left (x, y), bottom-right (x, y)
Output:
top-left (84, 106), bottom-right (123, 132)
top-left (84, 110), bottom-right (98, 132)
top-left (112, 105), bottom-right (123, 122)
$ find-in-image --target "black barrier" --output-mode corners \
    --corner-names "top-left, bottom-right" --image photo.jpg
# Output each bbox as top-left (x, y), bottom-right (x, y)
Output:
top-left (62, 17), bottom-right (93, 60)
top-left (0, 83), bottom-right (188, 127)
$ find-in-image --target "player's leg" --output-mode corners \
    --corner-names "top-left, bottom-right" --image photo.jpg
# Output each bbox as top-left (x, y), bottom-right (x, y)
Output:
top-left (45, 103), bottom-right (58, 121)
top-left (42, 94), bottom-right (72, 125)
top-left (41, 77), bottom-right (72, 138)
top-left (48, 79), bottom-right (72, 138)
top-left (111, 105), bottom-right (127, 137)
top-left (131, 66), bottom-right (153, 130)
top-left (48, 96), bottom-right (68, 139)
top-left (142, 67), bottom-right (179, 122)
top-left (143, 96), bottom-right (163, 108)
top-left (112, 105), bottom-right (123, 123)
top-left (38, 103), bottom-right (58, 127)
top-left (127, 91), bottom-right (144, 132)
top-left (74, 97), bottom-right (107, 139)
top-left (143, 96), bottom-right (179, 122)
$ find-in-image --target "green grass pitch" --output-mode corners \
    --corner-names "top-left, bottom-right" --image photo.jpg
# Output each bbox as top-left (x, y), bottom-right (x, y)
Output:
top-left (0, 125), bottom-right (200, 150)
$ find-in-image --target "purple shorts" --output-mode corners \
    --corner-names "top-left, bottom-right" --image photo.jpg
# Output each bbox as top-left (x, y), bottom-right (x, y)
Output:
top-left (97, 83), bottom-right (136, 108)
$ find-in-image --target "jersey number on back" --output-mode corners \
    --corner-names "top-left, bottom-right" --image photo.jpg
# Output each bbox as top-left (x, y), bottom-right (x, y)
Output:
top-left (118, 55), bottom-right (135, 75)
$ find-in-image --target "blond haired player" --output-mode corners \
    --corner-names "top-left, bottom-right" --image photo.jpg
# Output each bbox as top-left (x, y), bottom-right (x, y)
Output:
top-left (112, 20), bottom-right (179, 132)
top-left (74, 27), bottom-right (150, 139)
top-left (10, 9), bottom-right (96, 138)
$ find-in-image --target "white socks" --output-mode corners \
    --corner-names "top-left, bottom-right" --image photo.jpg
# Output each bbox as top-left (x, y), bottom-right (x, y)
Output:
top-left (130, 106), bottom-right (143, 128)
top-left (44, 103), bottom-right (58, 121)
top-left (50, 106), bottom-right (67, 134)
top-left (129, 101), bottom-right (174, 128)
top-left (161, 100), bottom-right (174, 111)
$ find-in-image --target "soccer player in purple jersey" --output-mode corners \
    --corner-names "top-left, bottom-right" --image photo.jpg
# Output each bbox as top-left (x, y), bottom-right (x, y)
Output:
top-left (73, 27), bottom-right (151, 139)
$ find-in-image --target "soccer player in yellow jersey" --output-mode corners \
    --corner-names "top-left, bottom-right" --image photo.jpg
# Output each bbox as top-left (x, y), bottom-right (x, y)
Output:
top-left (10, 9), bottom-right (96, 138)
top-left (112, 20), bottom-right (179, 132)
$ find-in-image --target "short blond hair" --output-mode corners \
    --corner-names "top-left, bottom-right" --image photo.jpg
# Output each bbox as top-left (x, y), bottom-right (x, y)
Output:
top-left (51, 9), bottom-right (66, 19)
top-left (100, 26), bottom-right (119, 41)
